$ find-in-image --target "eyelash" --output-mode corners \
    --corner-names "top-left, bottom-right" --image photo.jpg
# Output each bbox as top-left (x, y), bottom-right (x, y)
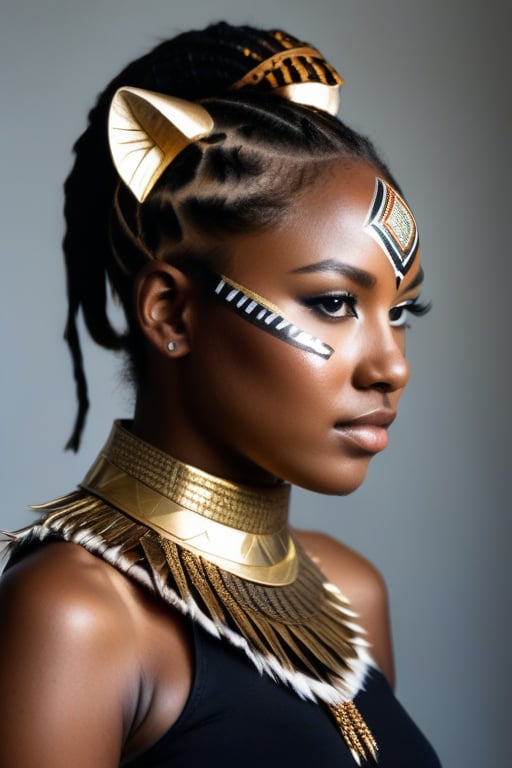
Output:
top-left (389, 298), bottom-right (431, 327)
top-left (303, 293), bottom-right (431, 326)
top-left (302, 292), bottom-right (358, 320)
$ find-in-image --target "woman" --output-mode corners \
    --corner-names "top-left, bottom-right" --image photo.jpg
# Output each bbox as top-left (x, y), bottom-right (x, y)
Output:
top-left (0, 22), bottom-right (439, 767)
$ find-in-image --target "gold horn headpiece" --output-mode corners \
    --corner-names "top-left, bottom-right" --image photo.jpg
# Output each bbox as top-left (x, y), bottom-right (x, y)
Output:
top-left (108, 42), bottom-right (343, 202)
top-left (108, 86), bottom-right (214, 203)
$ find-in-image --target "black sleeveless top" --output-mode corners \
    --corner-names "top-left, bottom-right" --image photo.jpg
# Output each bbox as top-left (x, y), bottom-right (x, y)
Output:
top-left (123, 620), bottom-right (441, 768)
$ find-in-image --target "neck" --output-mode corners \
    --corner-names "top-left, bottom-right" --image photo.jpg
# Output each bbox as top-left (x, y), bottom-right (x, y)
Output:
top-left (132, 394), bottom-right (281, 488)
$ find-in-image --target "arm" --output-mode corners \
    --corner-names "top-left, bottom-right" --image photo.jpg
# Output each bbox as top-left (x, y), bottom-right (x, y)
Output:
top-left (0, 543), bottom-right (141, 768)
top-left (294, 530), bottom-right (395, 688)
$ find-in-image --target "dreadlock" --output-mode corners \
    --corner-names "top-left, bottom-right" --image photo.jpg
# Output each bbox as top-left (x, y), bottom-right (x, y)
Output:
top-left (63, 22), bottom-right (396, 450)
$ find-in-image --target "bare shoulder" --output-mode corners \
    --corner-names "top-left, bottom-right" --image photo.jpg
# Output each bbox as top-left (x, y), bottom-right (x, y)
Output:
top-left (1, 541), bottom-right (142, 644)
top-left (294, 529), bottom-right (395, 687)
top-left (294, 529), bottom-right (386, 604)
top-left (0, 542), bottom-right (142, 767)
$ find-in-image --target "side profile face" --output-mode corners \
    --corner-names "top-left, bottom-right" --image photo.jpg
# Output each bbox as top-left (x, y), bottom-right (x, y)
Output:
top-left (159, 160), bottom-right (424, 495)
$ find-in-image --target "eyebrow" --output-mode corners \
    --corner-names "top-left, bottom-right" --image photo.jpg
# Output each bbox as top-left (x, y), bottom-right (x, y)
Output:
top-left (289, 259), bottom-right (376, 288)
top-left (290, 259), bottom-right (424, 295)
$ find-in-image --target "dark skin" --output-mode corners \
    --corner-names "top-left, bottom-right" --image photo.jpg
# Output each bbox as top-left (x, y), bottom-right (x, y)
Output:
top-left (0, 160), bottom-right (422, 766)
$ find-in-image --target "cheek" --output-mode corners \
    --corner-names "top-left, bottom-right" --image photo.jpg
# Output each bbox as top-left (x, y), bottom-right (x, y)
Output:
top-left (224, 324), bottom-right (311, 398)
top-left (191, 314), bottom-right (331, 421)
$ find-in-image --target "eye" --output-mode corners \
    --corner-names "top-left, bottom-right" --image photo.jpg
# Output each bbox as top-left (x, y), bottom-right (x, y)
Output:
top-left (389, 298), bottom-right (431, 327)
top-left (389, 301), bottom-right (410, 327)
top-left (303, 292), bottom-right (358, 320)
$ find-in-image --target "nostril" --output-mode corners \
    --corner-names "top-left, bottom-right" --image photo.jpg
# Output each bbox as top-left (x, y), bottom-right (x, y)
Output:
top-left (372, 382), bottom-right (392, 394)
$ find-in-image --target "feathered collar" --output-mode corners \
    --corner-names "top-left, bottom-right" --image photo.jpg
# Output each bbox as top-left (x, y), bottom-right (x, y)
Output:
top-left (2, 421), bottom-right (378, 764)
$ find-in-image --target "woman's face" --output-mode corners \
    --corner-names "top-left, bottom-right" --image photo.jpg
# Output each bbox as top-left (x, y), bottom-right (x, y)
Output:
top-left (180, 160), bottom-right (424, 494)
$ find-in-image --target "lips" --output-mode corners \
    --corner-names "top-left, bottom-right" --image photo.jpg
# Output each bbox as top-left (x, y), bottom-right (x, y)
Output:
top-left (335, 409), bottom-right (396, 429)
top-left (334, 409), bottom-right (396, 453)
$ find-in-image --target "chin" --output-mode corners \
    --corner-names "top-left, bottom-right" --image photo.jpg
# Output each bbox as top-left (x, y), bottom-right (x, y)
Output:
top-left (281, 457), bottom-right (372, 497)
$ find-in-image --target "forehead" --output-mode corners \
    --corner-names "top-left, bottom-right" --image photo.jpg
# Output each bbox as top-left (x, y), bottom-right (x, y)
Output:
top-left (227, 161), bottom-right (421, 288)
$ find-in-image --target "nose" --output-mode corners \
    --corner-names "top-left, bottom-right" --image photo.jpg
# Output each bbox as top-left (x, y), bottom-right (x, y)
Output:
top-left (352, 324), bottom-right (410, 393)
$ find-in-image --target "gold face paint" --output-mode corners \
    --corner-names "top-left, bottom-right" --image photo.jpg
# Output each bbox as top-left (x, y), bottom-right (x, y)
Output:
top-left (364, 177), bottom-right (419, 286)
top-left (206, 271), bottom-right (334, 359)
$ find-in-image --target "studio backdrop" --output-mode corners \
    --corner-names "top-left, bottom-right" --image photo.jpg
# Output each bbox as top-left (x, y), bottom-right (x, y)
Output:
top-left (1, 2), bottom-right (508, 767)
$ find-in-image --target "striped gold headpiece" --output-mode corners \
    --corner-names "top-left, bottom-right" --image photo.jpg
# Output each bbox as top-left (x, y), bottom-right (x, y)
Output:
top-left (232, 32), bottom-right (343, 116)
top-left (108, 35), bottom-right (343, 202)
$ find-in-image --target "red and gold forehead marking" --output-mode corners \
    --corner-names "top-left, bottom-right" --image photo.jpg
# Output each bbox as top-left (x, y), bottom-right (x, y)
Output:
top-left (364, 178), bottom-right (419, 285)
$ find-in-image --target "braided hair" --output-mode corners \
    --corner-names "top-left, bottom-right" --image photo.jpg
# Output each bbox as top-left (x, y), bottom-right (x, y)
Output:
top-left (63, 22), bottom-right (395, 450)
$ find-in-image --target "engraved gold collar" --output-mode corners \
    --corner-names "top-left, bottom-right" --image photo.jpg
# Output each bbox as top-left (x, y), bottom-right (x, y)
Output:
top-left (81, 421), bottom-right (296, 586)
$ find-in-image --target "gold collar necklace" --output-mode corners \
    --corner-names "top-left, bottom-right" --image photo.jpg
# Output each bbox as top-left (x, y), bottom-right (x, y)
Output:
top-left (81, 421), bottom-right (296, 586)
top-left (7, 421), bottom-right (377, 764)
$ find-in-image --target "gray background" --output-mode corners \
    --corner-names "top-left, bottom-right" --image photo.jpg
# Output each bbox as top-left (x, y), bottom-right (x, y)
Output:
top-left (1, 1), bottom-right (509, 766)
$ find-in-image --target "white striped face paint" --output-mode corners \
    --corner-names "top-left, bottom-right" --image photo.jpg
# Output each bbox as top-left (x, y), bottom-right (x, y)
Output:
top-left (205, 270), bottom-right (334, 360)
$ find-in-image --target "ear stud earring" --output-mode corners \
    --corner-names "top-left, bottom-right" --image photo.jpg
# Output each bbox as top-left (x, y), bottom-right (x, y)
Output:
top-left (167, 341), bottom-right (177, 352)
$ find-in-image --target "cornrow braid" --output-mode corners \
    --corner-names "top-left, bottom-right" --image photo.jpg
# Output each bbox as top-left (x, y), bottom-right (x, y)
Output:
top-left (63, 22), bottom-right (396, 450)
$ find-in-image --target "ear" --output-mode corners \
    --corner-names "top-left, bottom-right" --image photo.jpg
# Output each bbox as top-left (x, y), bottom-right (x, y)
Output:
top-left (134, 261), bottom-right (193, 358)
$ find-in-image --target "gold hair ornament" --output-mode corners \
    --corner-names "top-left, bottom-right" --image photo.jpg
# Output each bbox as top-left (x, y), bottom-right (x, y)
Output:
top-left (231, 44), bottom-right (343, 115)
top-left (108, 86), bottom-right (214, 203)
top-left (108, 42), bottom-right (343, 203)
